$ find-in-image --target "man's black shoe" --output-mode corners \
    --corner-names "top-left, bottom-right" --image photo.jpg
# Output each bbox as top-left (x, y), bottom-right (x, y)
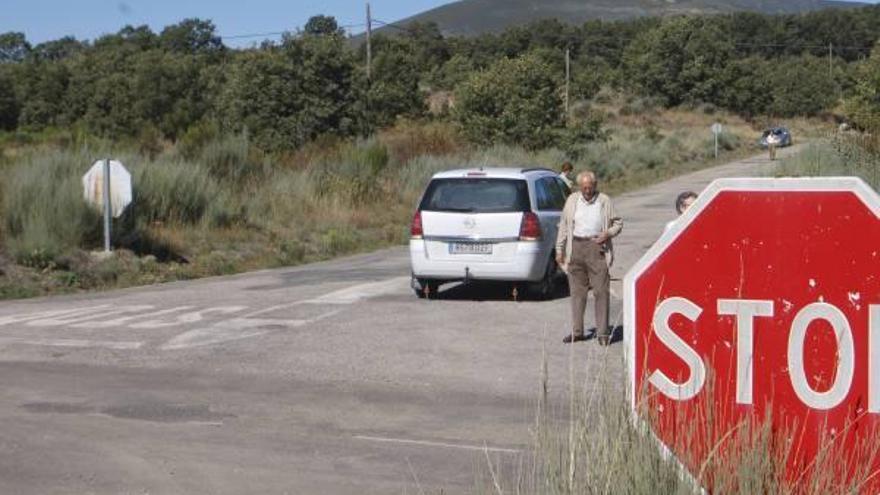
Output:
top-left (563, 334), bottom-right (588, 344)
top-left (597, 336), bottom-right (611, 346)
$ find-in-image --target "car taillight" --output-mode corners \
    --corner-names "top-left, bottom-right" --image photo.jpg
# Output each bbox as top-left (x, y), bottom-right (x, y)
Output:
top-left (411, 210), bottom-right (423, 239)
top-left (519, 212), bottom-right (541, 241)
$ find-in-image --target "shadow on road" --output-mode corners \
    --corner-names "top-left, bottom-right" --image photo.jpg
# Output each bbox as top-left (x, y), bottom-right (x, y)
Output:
top-left (431, 279), bottom-right (570, 302)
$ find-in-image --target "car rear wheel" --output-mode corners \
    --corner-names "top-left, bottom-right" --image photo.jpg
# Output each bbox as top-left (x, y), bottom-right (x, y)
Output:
top-left (528, 255), bottom-right (559, 300)
top-left (413, 277), bottom-right (440, 299)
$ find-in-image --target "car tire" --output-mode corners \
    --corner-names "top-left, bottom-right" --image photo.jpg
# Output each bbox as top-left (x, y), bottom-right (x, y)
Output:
top-left (413, 277), bottom-right (439, 299)
top-left (528, 255), bottom-right (558, 300)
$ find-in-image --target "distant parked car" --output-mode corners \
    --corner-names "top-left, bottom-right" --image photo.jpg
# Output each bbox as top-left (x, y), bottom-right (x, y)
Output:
top-left (760, 127), bottom-right (792, 148)
top-left (409, 167), bottom-right (570, 299)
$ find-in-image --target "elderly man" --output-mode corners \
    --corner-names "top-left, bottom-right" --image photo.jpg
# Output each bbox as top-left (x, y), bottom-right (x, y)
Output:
top-left (555, 171), bottom-right (623, 346)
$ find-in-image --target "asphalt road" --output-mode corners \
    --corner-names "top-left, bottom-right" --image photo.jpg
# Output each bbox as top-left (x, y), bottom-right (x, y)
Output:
top-left (0, 147), bottom-right (800, 494)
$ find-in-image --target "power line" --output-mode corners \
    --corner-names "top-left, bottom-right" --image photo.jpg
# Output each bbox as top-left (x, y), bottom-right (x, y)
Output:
top-left (222, 23), bottom-right (366, 41)
top-left (223, 31), bottom-right (289, 40)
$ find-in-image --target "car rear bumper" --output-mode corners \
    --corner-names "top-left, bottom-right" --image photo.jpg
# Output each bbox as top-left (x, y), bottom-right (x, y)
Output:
top-left (409, 239), bottom-right (549, 282)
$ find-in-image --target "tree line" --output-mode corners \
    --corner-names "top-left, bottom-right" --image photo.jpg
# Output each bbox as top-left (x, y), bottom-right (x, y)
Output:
top-left (1, 6), bottom-right (880, 153)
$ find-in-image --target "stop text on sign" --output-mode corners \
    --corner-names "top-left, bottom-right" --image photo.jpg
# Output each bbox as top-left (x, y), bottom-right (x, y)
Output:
top-left (650, 296), bottom-right (880, 412)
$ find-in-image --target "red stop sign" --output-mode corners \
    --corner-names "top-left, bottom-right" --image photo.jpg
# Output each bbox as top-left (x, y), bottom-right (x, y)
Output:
top-left (625, 178), bottom-right (880, 490)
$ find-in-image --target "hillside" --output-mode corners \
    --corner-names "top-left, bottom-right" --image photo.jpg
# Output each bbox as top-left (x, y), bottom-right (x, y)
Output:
top-left (380, 0), bottom-right (866, 36)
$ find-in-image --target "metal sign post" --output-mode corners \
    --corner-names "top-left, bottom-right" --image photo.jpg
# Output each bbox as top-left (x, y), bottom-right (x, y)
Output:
top-left (102, 158), bottom-right (112, 253)
top-left (711, 123), bottom-right (722, 159)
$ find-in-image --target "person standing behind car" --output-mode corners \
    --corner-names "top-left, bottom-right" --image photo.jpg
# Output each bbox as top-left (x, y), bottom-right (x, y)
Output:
top-left (556, 171), bottom-right (623, 346)
top-left (558, 162), bottom-right (574, 189)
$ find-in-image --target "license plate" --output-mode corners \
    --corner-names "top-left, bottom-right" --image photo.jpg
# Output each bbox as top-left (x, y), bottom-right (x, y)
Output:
top-left (449, 242), bottom-right (492, 255)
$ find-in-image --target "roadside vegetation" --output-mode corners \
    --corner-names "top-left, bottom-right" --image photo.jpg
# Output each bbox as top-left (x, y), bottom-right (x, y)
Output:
top-left (477, 351), bottom-right (880, 494)
top-left (0, 100), bottom-right (763, 299)
top-left (1, 7), bottom-right (879, 298)
top-left (775, 44), bottom-right (880, 187)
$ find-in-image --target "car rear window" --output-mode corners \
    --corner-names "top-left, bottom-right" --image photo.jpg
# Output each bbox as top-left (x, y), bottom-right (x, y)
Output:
top-left (419, 178), bottom-right (530, 213)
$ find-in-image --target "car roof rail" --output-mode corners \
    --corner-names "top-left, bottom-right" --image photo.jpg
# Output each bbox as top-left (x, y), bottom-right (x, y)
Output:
top-left (521, 167), bottom-right (556, 174)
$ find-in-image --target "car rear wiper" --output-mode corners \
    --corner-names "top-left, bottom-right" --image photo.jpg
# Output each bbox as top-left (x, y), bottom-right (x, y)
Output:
top-left (437, 207), bottom-right (476, 212)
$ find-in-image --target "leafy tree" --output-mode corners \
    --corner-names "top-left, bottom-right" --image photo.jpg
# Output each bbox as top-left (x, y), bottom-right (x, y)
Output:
top-left (17, 61), bottom-right (70, 129)
top-left (94, 25), bottom-right (157, 51)
top-left (623, 17), bottom-right (734, 106)
top-left (62, 33), bottom-right (144, 135)
top-left (0, 32), bottom-right (31, 63)
top-left (0, 70), bottom-right (19, 129)
top-left (845, 42), bottom-right (880, 130)
top-left (454, 54), bottom-right (564, 150)
top-left (402, 22), bottom-right (450, 73)
top-left (367, 43), bottom-right (424, 127)
top-left (304, 15), bottom-right (343, 36)
top-left (571, 55), bottom-right (614, 100)
top-left (527, 19), bottom-right (580, 52)
top-left (717, 57), bottom-right (773, 117)
top-left (130, 50), bottom-right (210, 139)
top-left (219, 34), bottom-right (362, 151)
top-left (765, 55), bottom-right (837, 117)
top-left (159, 18), bottom-right (223, 55)
top-left (30, 36), bottom-right (85, 62)
top-left (434, 53), bottom-right (476, 90)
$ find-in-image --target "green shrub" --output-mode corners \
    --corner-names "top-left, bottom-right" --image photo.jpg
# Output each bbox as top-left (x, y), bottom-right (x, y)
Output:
top-left (177, 119), bottom-right (220, 160)
top-left (320, 227), bottom-right (358, 255)
top-left (716, 131), bottom-right (740, 152)
top-left (278, 239), bottom-right (307, 265)
top-left (454, 53), bottom-right (565, 150)
top-left (558, 115), bottom-right (609, 160)
top-left (0, 281), bottom-right (39, 300)
top-left (199, 133), bottom-right (265, 183)
top-left (131, 159), bottom-right (218, 224)
top-left (309, 139), bottom-right (389, 205)
top-left (206, 189), bottom-right (246, 228)
top-left (200, 251), bottom-right (239, 276)
top-left (137, 124), bottom-right (163, 159)
top-left (3, 151), bottom-right (102, 265)
top-left (619, 96), bottom-right (663, 116)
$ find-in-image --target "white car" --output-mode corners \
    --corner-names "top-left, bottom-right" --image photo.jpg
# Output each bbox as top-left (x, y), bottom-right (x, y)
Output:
top-left (409, 167), bottom-right (570, 299)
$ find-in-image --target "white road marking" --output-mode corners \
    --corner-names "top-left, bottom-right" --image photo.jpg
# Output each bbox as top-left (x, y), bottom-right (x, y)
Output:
top-left (160, 309), bottom-right (342, 350)
top-left (0, 338), bottom-right (143, 350)
top-left (77, 306), bottom-right (195, 329)
top-left (239, 302), bottom-right (305, 319)
top-left (304, 277), bottom-right (410, 305)
top-left (160, 318), bottom-right (308, 350)
top-left (29, 305), bottom-right (154, 327)
top-left (353, 435), bottom-right (521, 454)
top-left (130, 306), bottom-right (247, 329)
top-left (0, 274), bottom-right (407, 351)
top-left (0, 306), bottom-right (111, 327)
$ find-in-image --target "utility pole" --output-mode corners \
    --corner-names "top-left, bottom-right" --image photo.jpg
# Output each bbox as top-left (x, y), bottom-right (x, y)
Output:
top-left (564, 48), bottom-right (570, 125)
top-left (829, 43), bottom-right (833, 80)
top-left (366, 3), bottom-right (372, 81)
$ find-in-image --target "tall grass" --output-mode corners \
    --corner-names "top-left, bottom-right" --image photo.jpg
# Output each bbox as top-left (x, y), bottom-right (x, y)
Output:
top-left (2, 150), bottom-right (102, 267)
top-left (131, 159), bottom-right (221, 225)
top-left (776, 135), bottom-right (880, 189)
top-left (0, 147), bottom-right (234, 266)
top-left (486, 348), bottom-right (880, 494)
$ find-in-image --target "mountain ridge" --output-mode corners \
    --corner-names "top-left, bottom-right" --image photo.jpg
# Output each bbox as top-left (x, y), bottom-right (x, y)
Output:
top-left (376, 0), bottom-right (868, 37)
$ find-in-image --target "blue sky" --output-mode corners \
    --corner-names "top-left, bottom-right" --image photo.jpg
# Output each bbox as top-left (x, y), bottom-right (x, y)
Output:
top-left (1, 0), bottom-right (452, 47)
top-left (3, 0), bottom-right (879, 47)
